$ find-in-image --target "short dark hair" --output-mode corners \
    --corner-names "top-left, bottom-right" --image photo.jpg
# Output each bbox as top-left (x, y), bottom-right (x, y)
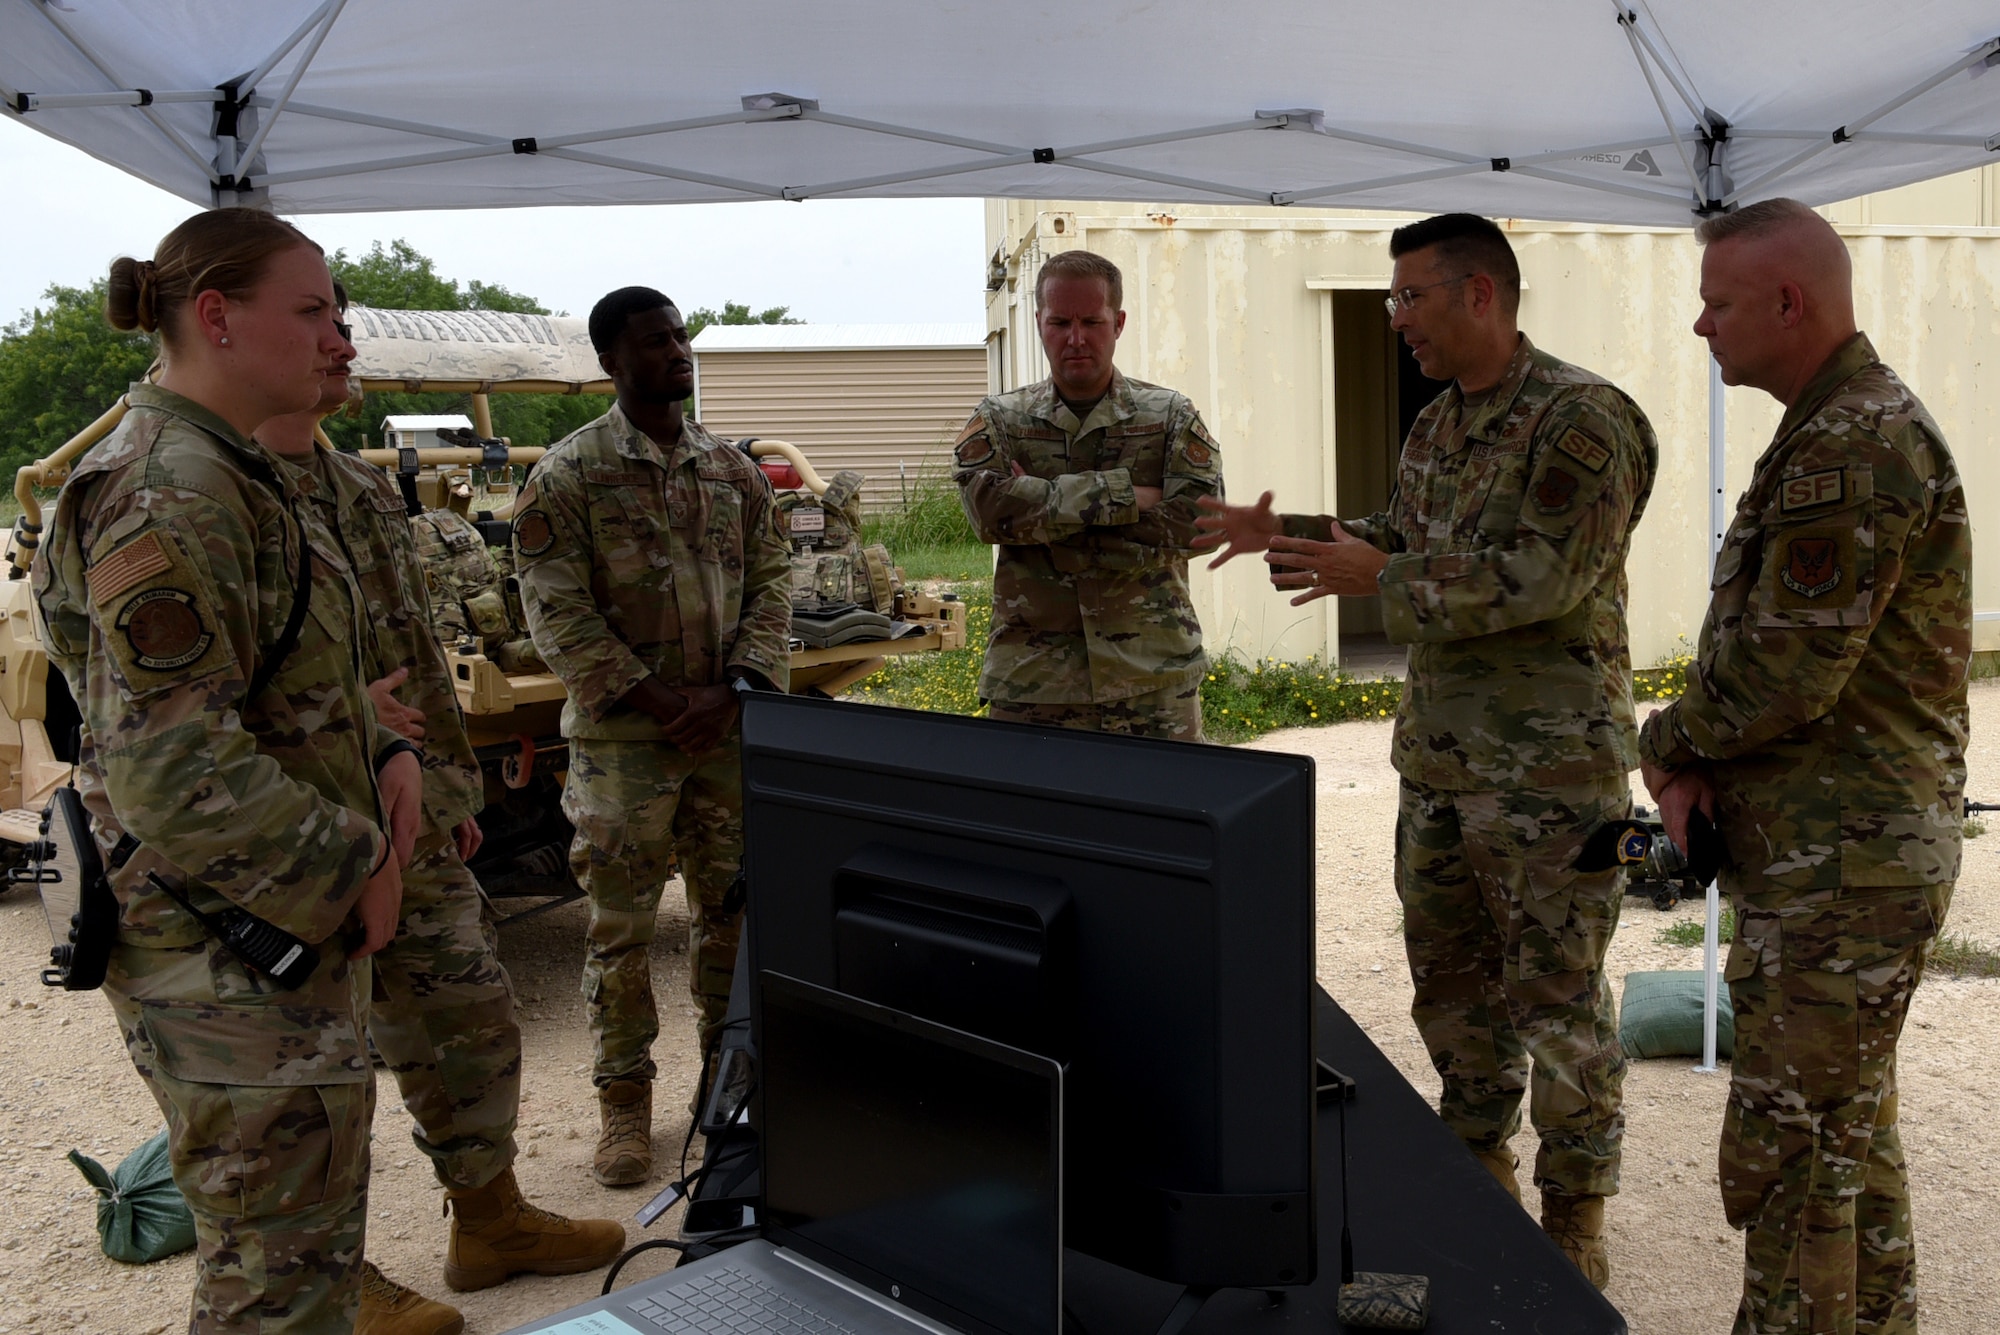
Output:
top-left (1035, 250), bottom-right (1123, 311)
top-left (331, 277), bottom-right (349, 313)
top-left (589, 285), bottom-right (675, 353)
top-left (1389, 213), bottom-right (1521, 315)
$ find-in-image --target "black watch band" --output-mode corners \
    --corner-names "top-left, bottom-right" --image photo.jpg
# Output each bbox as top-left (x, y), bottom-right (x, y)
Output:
top-left (375, 738), bottom-right (423, 771)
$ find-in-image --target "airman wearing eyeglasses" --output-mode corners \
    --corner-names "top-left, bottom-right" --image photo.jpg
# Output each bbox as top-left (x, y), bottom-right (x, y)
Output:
top-left (1195, 212), bottom-right (1657, 1291)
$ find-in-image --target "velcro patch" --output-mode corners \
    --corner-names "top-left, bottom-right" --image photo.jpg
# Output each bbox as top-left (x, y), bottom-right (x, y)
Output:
top-left (1555, 428), bottom-right (1612, 474)
top-left (1780, 535), bottom-right (1843, 598)
top-left (1533, 466), bottom-right (1580, 513)
top-left (1779, 468), bottom-right (1844, 513)
top-left (1181, 419), bottom-right (1219, 471)
top-left (514, 509), bottom-right (555, 558)
top-left (954, 432), bottom-right (994, 467)
top-left (115, 588), bottom-right (214, 671)
top-left (87, 531), bottom-right (171, 601)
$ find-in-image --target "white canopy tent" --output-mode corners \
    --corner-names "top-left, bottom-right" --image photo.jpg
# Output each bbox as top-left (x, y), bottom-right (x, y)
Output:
top-left (6, 0), bottom-right (1996, 1072)
top-left (0, 0), bottom-right (1994, 225)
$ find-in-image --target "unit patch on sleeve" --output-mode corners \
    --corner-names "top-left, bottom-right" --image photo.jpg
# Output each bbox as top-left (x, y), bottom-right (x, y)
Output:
top-left (115, 587), bottom-right (214, 671)
top-left (953, 416), bottom-right (994, 467)
top-left (1533, 466), bottom-right (1581, 513)
top-left (1779, 468), bottom-right (1844, 513)
top-left (1780, 536), bottom-right (1842, 598)
top-left (514, 509), bottom-right (555, 558)
top-left (1554, 428), bottom-right (1612, 474)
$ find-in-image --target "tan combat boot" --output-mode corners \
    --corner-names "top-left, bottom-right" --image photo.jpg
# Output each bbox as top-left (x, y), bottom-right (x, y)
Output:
top-left (443, 1168), bottom-right (627, 1292)
top-left (1540, 1190), bottom-right (1610, 1290)
top-left (594, 1078), bottom-right (654, 1186)
top-left (1473, 1145), bottom-right (1523, 1205)
top-left (357, 1261), bottom-right (465, 1335)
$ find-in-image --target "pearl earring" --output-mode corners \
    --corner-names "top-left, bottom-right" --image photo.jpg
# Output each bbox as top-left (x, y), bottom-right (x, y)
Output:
top-left (219, 336), bottom-right (230, 346)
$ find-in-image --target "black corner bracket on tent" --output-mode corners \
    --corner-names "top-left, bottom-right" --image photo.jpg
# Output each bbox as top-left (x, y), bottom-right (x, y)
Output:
top-left (513, 137), bottom-right (537, 155)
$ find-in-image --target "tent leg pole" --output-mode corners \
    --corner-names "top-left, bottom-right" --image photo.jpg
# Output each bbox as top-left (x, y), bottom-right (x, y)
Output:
top-left (1694, 356), bottom-right (1727, 1076)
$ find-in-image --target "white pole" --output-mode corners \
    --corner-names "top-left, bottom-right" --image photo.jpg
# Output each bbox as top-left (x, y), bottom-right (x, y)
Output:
top-left (1696, 356), bottom-right (1726, 1074)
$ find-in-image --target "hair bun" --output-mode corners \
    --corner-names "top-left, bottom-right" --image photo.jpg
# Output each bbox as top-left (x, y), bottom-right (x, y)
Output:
top-left (131, 259), bottom-right (160, 332)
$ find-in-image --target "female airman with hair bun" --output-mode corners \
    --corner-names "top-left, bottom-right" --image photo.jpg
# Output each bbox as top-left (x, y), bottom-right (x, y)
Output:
top-left (34, 207), bottom-right (421, 1333)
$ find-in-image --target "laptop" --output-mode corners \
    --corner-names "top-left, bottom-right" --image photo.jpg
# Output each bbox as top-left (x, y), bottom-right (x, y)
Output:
top-left (503, 971), bottom-right (1064, 1335)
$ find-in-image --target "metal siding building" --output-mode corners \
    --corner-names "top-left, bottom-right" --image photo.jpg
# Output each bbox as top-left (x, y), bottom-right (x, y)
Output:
top-left (985, 171), bottom-right (2000, 674)
top-left (691, 324), bottom-right (987, 509)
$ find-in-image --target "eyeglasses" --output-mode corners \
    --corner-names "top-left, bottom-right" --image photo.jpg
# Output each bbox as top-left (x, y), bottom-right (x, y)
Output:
top-left (333, 320), bottom-right (353, 341)
top-left (1384, 275), bottom-right (1475, 317)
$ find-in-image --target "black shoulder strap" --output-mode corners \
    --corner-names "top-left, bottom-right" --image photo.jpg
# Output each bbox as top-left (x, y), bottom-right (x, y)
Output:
top-left (240, 455), bottom-right (314, 706)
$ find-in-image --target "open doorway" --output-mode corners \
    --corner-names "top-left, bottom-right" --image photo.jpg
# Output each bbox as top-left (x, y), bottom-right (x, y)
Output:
top-left (1329, 290), bottom-right (1447, 676)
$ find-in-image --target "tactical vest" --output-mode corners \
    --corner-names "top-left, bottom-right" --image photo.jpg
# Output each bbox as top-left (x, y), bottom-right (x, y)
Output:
top-left (776, 469), bottom-right (898, 614)
top-left (409, 508), bottom-right (546, 672)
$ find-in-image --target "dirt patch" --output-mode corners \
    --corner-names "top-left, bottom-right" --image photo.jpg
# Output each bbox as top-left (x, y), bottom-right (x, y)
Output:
top-left (2, 685), bottom-right (1996, 1332)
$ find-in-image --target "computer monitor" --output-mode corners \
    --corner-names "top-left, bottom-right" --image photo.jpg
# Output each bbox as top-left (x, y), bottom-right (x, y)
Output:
top-left (743, 694), bottom-right (1317, 1289)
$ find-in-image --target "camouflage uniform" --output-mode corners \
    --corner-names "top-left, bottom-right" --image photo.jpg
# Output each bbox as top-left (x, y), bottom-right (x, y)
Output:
top-left (514, 405), bottom-right (792, 1074)
top-left (291, 447), bottom-right (524, 1193)
top-left (953, 371), bottom-right (1222, 740)
top-left (33, 385), bottom-right (393, 1333)
top-left (1286, 337), bottom-right (1657, 1198)
top-left (411, 507), bottom-right (545, 673)
top-left (1639, 334), bottom-right (1969, 1335)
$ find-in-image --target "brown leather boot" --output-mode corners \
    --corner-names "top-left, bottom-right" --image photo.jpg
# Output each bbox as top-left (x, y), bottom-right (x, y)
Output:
top-left (1540, 1190), bottom-right (1610, 1290)
top-left (1474, 1146), bottom-right (1522, 1205)
top-left (594, 1078), bottom-right (654, 1186)
top-left (442, 1168), bottom-right (627, 1293)
top-left (357, 1261), bottom-right (465, 1335)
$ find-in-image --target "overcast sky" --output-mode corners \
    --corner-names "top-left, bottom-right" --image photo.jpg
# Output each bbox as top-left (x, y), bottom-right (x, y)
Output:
top-left (0, 115), bottom-right (989, 328)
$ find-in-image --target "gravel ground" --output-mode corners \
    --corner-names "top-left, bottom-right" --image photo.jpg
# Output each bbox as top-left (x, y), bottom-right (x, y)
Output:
top-left (1, 684), bottom-right (1995, 1333)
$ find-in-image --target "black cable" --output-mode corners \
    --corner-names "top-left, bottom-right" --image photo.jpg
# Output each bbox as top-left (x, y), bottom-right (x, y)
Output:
top-left (600, 1226), bottom-right (761, 1295)
top-left (679, 1014), bottom-right (753, 1183)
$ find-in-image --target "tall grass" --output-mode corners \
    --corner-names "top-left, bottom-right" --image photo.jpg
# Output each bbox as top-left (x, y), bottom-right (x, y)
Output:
top-left (864, 456), bottom-right (977, 552)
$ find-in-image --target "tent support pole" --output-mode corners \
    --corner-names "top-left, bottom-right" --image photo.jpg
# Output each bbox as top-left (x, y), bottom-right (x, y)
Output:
top-left (236, 0), bottom-right (339, 96)
top-left (15, 0), bottom-right (220, 183)
top-left (1696, 355), bottom-right (1727, 1075)
top-left (1727, 35), bottom-right (2000, 205)
top-left (232, 0), bottom-right (349, 179)
top-left (1614, 6), bottom-right (1703, 202)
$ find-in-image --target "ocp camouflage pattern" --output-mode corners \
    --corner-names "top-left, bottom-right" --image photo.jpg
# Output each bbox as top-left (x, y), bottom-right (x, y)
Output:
top-left (292, 449), bottom-right (482, 837)
top-left (514, 403), bottom-right (793, 738)
top-left (1640, 333), bottom-right (1969, 891)
top-left (34, 384), bottom-right (390, 945)
top-left (1284, 337), bottom-right (1658, 790)
top-left (1639, 334), bottom-right (1969, 1335)
top-left (953, 370), bottom-right (1222, 707)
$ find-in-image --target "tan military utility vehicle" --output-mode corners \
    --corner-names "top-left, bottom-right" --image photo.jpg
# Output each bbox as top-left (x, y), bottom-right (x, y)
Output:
top-left (0, 305), bottom-right (965, 915)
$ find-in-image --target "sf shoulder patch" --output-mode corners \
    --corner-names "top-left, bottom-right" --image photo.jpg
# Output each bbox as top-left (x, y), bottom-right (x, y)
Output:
top-left (1779, 468), bottom-right (1844, 513)
top-left (1554, 428), bottom-right (1612, 474)
top-left (953, 416), bottom-right (994, 467)
top-left (115, 587), bottom-right (214, 671)
top-left (514, 509), bottom-right (555, 558)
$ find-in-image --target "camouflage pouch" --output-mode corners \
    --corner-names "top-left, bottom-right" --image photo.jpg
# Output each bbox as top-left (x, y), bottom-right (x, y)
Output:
top-left (861, 543), bottom-right (899, 615)
top-left (814, 553), bottom-right (855, 606)
top-left (463, 587), bottom-right (512, 638)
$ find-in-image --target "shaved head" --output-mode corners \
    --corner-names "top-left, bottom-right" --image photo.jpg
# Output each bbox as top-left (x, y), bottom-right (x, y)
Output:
top-left (1692, 198), bottom-right (1859, 405)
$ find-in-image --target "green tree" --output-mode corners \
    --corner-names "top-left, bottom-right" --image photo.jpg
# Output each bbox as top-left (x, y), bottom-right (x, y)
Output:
top-left (0, 282), bottom-right (155, 479)
top-left (323, 240), bottom-right (609, 452)
top-left (685, 301), bottom-right (803, 341)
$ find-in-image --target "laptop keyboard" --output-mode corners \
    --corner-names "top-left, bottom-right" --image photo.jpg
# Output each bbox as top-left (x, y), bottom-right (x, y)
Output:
top-left (628, 1265), bottom-right (863, 1334)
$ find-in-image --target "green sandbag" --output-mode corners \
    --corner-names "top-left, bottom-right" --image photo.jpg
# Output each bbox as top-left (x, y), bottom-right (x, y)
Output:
top-left (1620, 969), bottom-right (1735, 1060)
top-left (68, 1127), bottom-right (196, 1264)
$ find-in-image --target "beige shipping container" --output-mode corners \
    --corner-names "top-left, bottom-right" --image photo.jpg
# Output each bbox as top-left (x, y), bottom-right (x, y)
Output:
top-left (985, 173), bottom-right (2000, 674)
top-left (691, 323), bottom-right (988, 509)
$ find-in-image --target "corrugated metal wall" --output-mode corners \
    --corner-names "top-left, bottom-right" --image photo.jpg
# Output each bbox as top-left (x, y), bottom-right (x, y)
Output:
top-left (693, 347), bottom-right (988, 509)
top-left (986, 179), bottom-right (2000, 670)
